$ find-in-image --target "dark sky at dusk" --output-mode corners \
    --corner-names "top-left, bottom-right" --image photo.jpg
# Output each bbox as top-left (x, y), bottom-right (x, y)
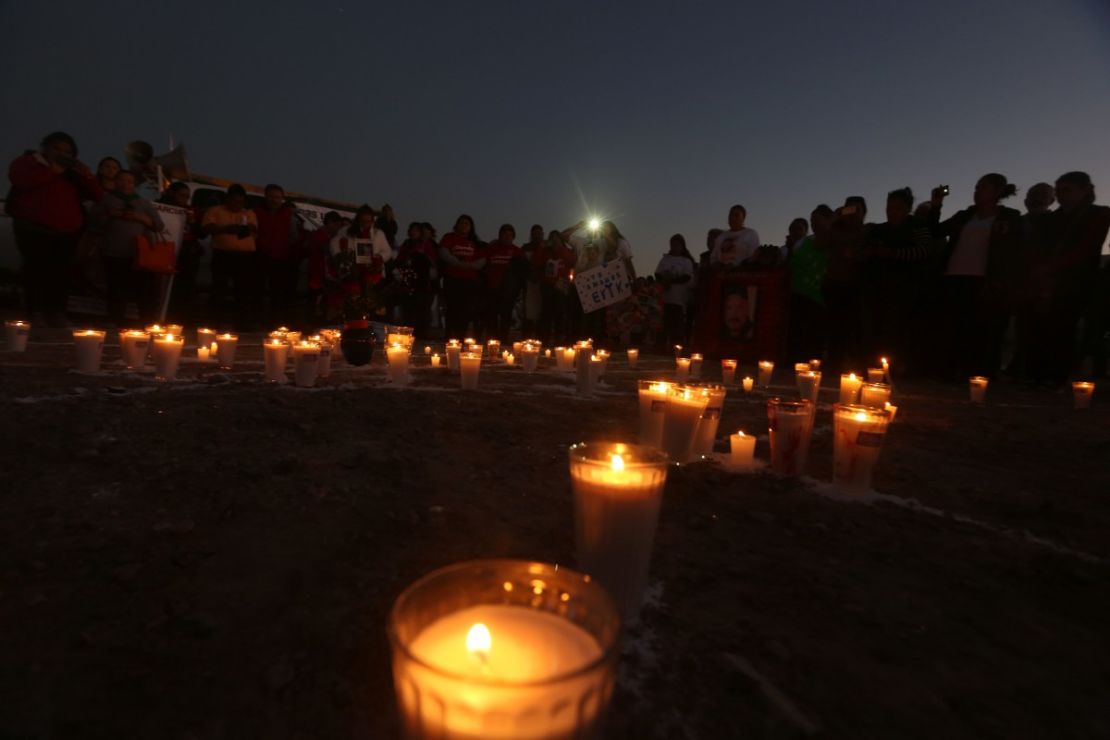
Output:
top-left (3, 0), bottom-right (1109, 263)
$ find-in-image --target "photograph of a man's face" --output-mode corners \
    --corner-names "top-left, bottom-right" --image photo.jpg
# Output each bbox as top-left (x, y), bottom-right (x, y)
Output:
top-left (721, 286), bottom-right (757, 342)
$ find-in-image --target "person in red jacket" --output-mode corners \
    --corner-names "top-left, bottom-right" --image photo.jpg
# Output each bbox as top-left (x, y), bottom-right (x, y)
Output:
top-left (438, 214), bottom-right (486, 337)
top-left (7, 131), bottom-right (103, 326)
top-left (482, 224), bottom-right (526, 341)
top-left (254, 183), bottom-right (302, 326)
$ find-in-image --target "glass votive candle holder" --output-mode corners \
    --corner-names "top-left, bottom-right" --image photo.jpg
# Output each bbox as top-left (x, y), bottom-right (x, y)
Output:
top-left (388, 559), bottom-right (621, 740)
top-left (626, 348), bottom-right (639, 369)
top-left (460, 352), bottom-right (481, 390)
top-left (5, 320), bottom-right (31, 352)
top-left (859, 382), bottom-right (891, 409)
top-left (839, 373), bottom-right (863, 405)
top-left (569, 442), bottom-right (669, 623)
top-left (766, 397), bottom-right (815, 475)
top-left (693, 384), bottom-right (728, 457)
top-left (387, 325), bottom-right (416, 350)
top-left (674, 357), bottom-right (691, 381)
top-left (969, 376), bottom-right (989, 404)
top-left (796, 370), bottom-right (822, 403)
top-left (1073, 381), bottom-right (1095, 410)
top-left (119, 329), bottom-right (151, 369)
top-left (661, 385), bottom-right (709, 464)
top-left (720, 359), bottom-right (738, 385)
top-left (152, 333), bottom-right (184, 381)
top-left (742, 376), bottom-right (754, 393)
top-left (637, 380), bottom-right (673, 449)
top-left (215, 333), bottom-right (238, 370)
top-left (832, 403), bottom-right (892, 493)
top-left (73, 329), bottom-right (106, 374)
top-left (867, 367), bottom-right (885, 383)
top-left (757, 360), bottom-right (774, 388)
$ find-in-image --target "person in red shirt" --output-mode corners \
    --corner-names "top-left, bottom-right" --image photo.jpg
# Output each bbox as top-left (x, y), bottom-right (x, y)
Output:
top-left (535, 230), bottom-right (578, 344)
top-left (7, 131), bottom-right (103, 326)
top-left (254, 184), bottom-right (302, 326)
top-left (305, 211), bottom-right (344, 324)
top-left (438, 214), bottom-right (486, 337)
top-left (481, 224), bottom-right (526, 341)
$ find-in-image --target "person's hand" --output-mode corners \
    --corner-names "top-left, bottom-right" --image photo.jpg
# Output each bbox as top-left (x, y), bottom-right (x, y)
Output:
top-left (930, 186), bottom-right (948, 207)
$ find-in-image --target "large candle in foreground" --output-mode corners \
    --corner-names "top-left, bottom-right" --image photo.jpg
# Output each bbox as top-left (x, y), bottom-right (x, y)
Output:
top-left (693, 385), bottom-right (728, 457)
top-left (460, 352), bottom-right (481, 390)
top-left (832, 404), bottom-right (891, 493)
top-left (721, 359), bottom-right (738, 385)
top-left (293, 341), bottom-right (321, 387)
top-left (6, 320), bottom-right (31, 352)
top-left (661, 386), bottom-right (709, 464)
top-left (73, 330), bottom-right (105, 374)
top-left (626, 348), bottom-right (639, 369)
top-left (766, 397), bottom-right (814, 475)
top-left (569, 442), bottom-right (669, 623)
top-left (152, 333), bottom-right (184, 381)
top-left (389, 559), bottom-right (619, 740)
top-left (729, 430), bottom-right (756, 470)
top-left (263, 338), bottom-right (289, 383)
top-left (839, 373), bottom-right (862, 405)
top-left (757, 360), bottom-right (774, 388)
top-left (216, 333), bottom-right (238, 370)
top-left (1073, 381), bottom-right (1095, 410)
top-left (637, 380), bottom-right (673, 449)
top-left (119, 330), bottom-right (150, 369)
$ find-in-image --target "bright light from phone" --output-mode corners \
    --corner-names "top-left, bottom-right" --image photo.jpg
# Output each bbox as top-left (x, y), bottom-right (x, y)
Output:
top-left (587, 218), bottom-right (601, 232)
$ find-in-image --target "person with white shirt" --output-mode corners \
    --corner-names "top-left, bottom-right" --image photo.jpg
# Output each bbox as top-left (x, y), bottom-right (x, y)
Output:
top-left (929, 173), bottom-right (1026, 379)
top-left (710, 205), bottom-right (761, 267)
top-left (655, 234), bottom-right (696, 347)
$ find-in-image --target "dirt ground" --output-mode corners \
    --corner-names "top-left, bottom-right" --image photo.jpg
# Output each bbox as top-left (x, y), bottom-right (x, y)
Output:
top-left (2, 328), bottom-right (1109, 740)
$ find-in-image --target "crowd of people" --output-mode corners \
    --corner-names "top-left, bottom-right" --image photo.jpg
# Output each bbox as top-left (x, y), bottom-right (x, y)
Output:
top-left (7, 130), bottom-right (1110, 389)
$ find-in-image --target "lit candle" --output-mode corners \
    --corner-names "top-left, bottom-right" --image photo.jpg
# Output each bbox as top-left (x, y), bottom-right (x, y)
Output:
top-left (463, 337), bottom-right (478, 356)
top-left (4, 320), bottom-right (30, 352)
top-left (689, 353), bottom-right (703, 379)
top-left (884, 401), bottom-right (898, 422)
top-left (880, 356), bottom-right (890, 383)
top-left (424, 345), bottom-right (432, 355)
top-left (285, 330), bottom-right (302, 347)
top-left (793, 362), bottom-right (811, 374)
top-left (196, 327), bottom-right (217, 349)
top-left (742, 376), bottom-right (754, 393)
top-left (387, 325), bottom-right (415, 350)
top-left (595, 349), bottom-right (610, 376)
top-left (758, 360), bottom-right (774, 388)
top-left (1072, 381), bottom-right (1095, 410)
top-left (263, 338), bottom-right (288, 383)
top-left (839, 373), bottom-right (863, 405)
top-left (693, 385), bottom-right (728, 457)
top-left (544, 348), bottom-right (552, 358)
top-left (118, 329), bottom-right (150, 369)
top-left (721, 359), bottom-right (738, 385)
top-left (867, 367), bottom-right (885, 383)
top-left (215, 333), bottom-right (238, 369)
top-left (72, 329), bottom-right (105, 374)
top-left (859, 382), bottom-right (892, 409)
top-left (446, 340), bottom-right (462, 370)
top-left (431, 353), bottom-right (442, 368)
top-left (292, 341), bottom-right (321, 387)
top-left (145, 323), bottom-right (183, 338)
top-left (809, 359), bottom-right (822, 371)
top-left (209, 341), bottom-right (217, 356)
top-left (389, 560), bottom-right (619, 740)
top-left (197, 345), bottom-right (210, 361)
top-left (521, 344), bottom-right (539, 373)
top-left (796, 370), bottom-right (822, 403)
top-left (673, 344), bottom-right (684, 359)
top-left (626, 348), bottom-right (639, 369)
top-left (729, 431), bottom-right (757, 471)
top-left (661, 386), bottom-right (709, 464)
top-left (637, 380), bottom-right (673, 449)
top-left (308, 335), bottom-right (333, 378)
top-left (152, 333), bottom-right (184, 381)
top-left (487, 339), bottom-right (501, 359)
top-left (387, 343), bottom-right (412, 385)
top-left (832, 404), bottom-right (891, 493)
top-left (512, 341), bottom-right (523, 356)
top-left (766, 397), bottom-right (815, 475)
top-left (505, 353), bottom-right (516, 366)
top-left (675, 357), bottom-right (691, 381)
top-left (568, 443), bottom-right (669, 622)
top-left (460, 352), bottom-right (482, 390)
top-left (577, 351), bottom-right (595, 395)
top-left (562, 347), bottom-right (577, 373)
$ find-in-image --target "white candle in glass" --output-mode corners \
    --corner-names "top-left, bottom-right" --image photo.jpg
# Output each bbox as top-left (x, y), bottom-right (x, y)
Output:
top-left (675, 357), bottom-right (691, 381)
top-left (544, 348), bottom-right (552, 358)
top-left (5, 320), bottom-right (31, 352)
top-left (880, 356), bottom-right (890, 383)
top-left (793, 362), bottom-right (811, 374)
top-left (196, 327), bottom-right (217, 349)
top-left (562, 347), bottom-right (577, 373)
top-left (884, 401), bottom-right (898, 421)
top-left (459, 352), bottom-right (481, 390)
top-left (839, 373), bottom-right (863, 405)
top-left (758, 360), bottom-right (774, 388)
top-left (389, 560), bottom-right (618, 740)
top-left (197, 345), bottom-right (210, 361)
top-left (293, 342), bottom-right (321, 387)
top-left (589, 354), bottom-right (603, 388)
top-left (568, 443), bottom-right (669, 622)
top-left (809, 359), bottom-right (822, 371)
top-left (521, 345), bottom-right (539, 373)
top-left (487, 339), bottom-right (501, 359)
top-left (505, 353), bottom-right (515, 366)
top-left (626, 348), bottom-right (639, 369)
top-left (796, 370), bottom-right (821, 403)
top-left (424, 345), bottom-right (432, 355)
top-left (146, 323), bottom-right (183, 338)
top-left (118, 330), bottom-right (150, 369)
top-left (73, 329), bottom-right (105, 374)
top-left (637, 380), bottom-right (672, 449)
top-left (721, 359), bottom-right (738, 385)
top-left (1072, 381), bottom-right (1094, 410)
top-left (661, 386), bottom-right (709, 464)
top-left (215, 333), bottom-right (238, 369)
top-left (445, 340), bottom-right (462, 371)
top-left (729, 431), bottom-right (756, 470)
top-left (742, 376), bottom-right (754, 393)
top-left (693, 385), bottom-right (728, 457)
top-left (596, 349), bottom-right (610, 375)
top-left (431, 353), bottom-right (442, 368)
top-left (832, 404), bottom-right (891, 493)
top-left (317, 341), bottom-right (333, 377)
top-left (152, 333), bottom-right (184, 381)
top-left (263, 338), bottom-right (289, 383)
top-left (689, 353), bottom-right (703, 379)
top-left (766, 397), bottom-right (815, 475)
top-left (867, 367), bottom-right (885, 383)
top-left (512, 341), bottom-right (523, 355)
top-left (387, 344), bottom-right (412, 384)
top-left (577, 352), bottom-right (595, 395)
top-left (859, 382), bottom-right (892, 409)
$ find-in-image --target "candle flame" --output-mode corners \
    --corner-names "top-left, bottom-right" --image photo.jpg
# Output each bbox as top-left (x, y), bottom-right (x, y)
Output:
top-left (467, 623), bottom-right (492, 657)
top-left (849, 373), bottom-right (857, 380)
top-left (881, 357), bottom-right (889, 367)
top-left (737, 430), bottom-right (746, 437)
top-left (855, 411), bottom-right (869, 422)
top-left (610, 454), bottom-right (625, 472)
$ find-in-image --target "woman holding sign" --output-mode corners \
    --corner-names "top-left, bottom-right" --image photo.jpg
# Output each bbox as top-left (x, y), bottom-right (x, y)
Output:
top-left (561, 219), bottom-right (635, 346)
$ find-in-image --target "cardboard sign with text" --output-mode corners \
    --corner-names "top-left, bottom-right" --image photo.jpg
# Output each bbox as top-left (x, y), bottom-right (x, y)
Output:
top-left (575, 260), bottom-right (632, 313)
